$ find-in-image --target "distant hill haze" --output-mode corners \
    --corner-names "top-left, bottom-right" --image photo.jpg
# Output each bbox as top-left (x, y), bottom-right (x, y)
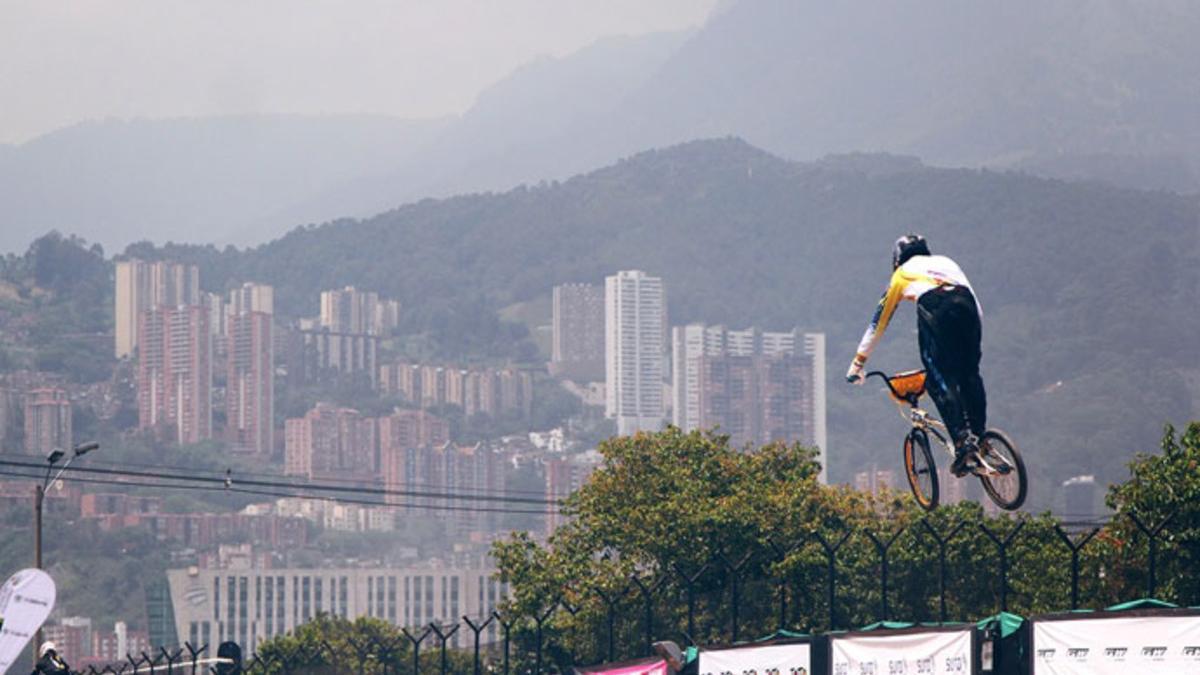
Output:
top-left (3, 0), bottom-right (1200, 253)
top-left (137, 138), bottom-right (1200, 510)
top-left (0, 115), bottom-right (449, 253)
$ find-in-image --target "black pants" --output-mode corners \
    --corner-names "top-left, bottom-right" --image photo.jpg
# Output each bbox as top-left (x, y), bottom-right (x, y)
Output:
top-left (917, 286), bottom-right (986, 445)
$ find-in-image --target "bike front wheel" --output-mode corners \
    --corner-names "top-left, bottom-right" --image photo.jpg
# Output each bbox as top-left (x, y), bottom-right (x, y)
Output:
top-left (904, 428), bottom-right (939, 511)
top-left (977, 429), bottom-right (1027, 510)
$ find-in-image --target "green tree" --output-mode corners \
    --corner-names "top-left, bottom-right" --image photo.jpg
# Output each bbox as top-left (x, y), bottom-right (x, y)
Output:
top-left (255, 614), bottom-right (478, 675)
top-left (1102, 422), bottom-right (1200, 605)
top-left (490, 425), bottom-right (1196, 671)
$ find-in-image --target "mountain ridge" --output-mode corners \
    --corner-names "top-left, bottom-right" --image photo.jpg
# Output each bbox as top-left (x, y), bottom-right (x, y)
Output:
top-left (6, 0), bottom-right (1200, 252)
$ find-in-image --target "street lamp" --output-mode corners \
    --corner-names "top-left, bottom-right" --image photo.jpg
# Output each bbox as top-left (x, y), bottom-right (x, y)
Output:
top-left (34, 440), bottom-right (99, 652)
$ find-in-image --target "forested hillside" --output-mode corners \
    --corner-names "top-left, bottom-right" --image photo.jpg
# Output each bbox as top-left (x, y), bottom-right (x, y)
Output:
top-left (129, 138), bottom-right (1200, 510)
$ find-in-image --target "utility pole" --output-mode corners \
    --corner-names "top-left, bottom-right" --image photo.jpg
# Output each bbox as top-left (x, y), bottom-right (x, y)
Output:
top-left (33, 442), bottom-right (99, 658)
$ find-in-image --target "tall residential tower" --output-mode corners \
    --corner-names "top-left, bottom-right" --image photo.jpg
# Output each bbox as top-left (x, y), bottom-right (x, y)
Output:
top-left (550, 283), bottom-right (605, 380)
top-left (605, 270), bottom-right (666, 436)
top-left (671, 325), bottom-right (828, 482)
top-left (137, 305), bottom-right (212, 445)
top-left (114, 260), bottom-right (200, 359)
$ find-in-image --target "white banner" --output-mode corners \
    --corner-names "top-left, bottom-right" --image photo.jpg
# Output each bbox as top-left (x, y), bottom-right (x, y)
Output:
top-left (698, 641), bottom-right (812, 675)
top-left (0, 569), bottom-right (57, 675)
top-left (830, 629), bottom-right (972, 675)
top-left (1033, 614), bottom-right (1200, 674)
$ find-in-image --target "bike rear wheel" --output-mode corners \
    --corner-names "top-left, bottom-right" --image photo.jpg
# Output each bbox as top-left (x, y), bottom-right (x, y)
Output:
top-left (977, 429), bottom-right (1027, 510)
top-left (903, 429), bottom-right (939, 511)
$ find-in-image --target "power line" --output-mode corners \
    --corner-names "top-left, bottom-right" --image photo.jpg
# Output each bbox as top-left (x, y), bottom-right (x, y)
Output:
top-left (0, 468), bottom-right (555, 516)
top-left (0, 459), bottom-right (556, 507)
top-left (79, 456), bottom-right (555, 498)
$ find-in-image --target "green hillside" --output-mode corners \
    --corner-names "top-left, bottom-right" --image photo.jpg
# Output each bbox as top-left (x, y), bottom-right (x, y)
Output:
top-left (141, 139), bottom-right (1200, 510)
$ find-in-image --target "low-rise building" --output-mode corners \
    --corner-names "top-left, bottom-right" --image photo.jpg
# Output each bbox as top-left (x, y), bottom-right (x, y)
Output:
top-left (165, 561), bottom-right (505, 653)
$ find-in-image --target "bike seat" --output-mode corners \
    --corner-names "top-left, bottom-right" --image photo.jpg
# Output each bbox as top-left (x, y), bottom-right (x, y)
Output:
top-left (888, 370), bottom-right (927, 403)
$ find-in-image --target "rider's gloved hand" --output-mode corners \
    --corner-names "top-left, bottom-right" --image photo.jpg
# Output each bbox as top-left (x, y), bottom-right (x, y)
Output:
top-left (846, 356), bottom-right (866, 385)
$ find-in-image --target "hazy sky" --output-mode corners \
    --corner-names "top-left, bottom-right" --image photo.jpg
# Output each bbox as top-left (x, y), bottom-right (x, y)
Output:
top-left (0, 0), bottom-right (719, 145)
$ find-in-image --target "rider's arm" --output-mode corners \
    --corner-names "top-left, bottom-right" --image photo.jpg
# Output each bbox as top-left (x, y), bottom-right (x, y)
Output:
top-left (853, 269), bottom-right (908, 367)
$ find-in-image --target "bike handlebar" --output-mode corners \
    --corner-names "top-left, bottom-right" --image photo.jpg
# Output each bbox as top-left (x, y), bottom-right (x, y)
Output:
top-left (865, 370), bottom-right (904, 399)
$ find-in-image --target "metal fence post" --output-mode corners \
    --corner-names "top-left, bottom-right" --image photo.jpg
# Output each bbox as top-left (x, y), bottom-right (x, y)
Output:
top-left (979, 520), bottom-right (1026, 612)
top-left (534, 603), bottom-right (558, 675)
top-left (428, 622), bottom-right (460, 675)
top-left (1053, 525), bottom-right (1100, 610)
top-left (183, 642), bottom-right (207, 675)
top-left (630, 575), bottom-right (666, 655)
top-left (402, 626), bottom-right (431, 675)
top-left (812, 530), bottom-right (852, 631)
top-left (493, 611), bottom-right (514, 675)
top-left (920, 518), bottom-right (967, 622)
top-left (672, 563), bottom-right (707, 644)
top-left (717, 551), bottom-right (754, 643)
top-left (1129, 511), bottom-right (1176, 598)
top-left (594, 583), bottom-right (631, 661)
top-left (346, 635), bottom-right (372, 675)
top-left (863, 526), bottom-right (906, 621)
top-left (463, 614), bottom-right (495, 675)
top-left (766, 536), bottom-right (806, 633)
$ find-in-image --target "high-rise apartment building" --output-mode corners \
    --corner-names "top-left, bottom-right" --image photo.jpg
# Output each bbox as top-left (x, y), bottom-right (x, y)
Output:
top-left (228, 282), bottom-right (274, 316)
top-left (671, 325), bottom-right (828, 482)
top-left (205, 293), bottom-right (227, 340)
top-left (551, 283), bottom-right (605, 380)
top-left (854, 465), bottom-right (897, 496)
top-left (671, 324), bottom-right (729, 434)
top-left (226, 310), bottom-right (273, 454)
top-left (380, 440), bottom-right (505, 536)
top-left (319, 286), bottom-right (399, 336)
top-left (114, 260), bottom-right (200, 358)
top-left (379, 363), bottom-right (532, 420)
top-left (605, 270), bottom-right (666, 436)
top-left (289, 328), bottom-right (378, 387)
top-left (0, 387), bottom-right (20, 452)
top-left (137, 305), bottom-right (212, 445)
top-left (433, 442), bottom-right (506, 536)
top-left (377, 409), bottom-right (450, 460)
top-left (378, 363), bottom-right (421, 402)
top-left (23, 387), bottom-right (72, 456)
top-left (284, 404), bottom-right (377, 481)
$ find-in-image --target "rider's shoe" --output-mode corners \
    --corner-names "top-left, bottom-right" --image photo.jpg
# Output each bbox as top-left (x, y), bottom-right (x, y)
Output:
top-left (951, 437), bottom-right (978, 477)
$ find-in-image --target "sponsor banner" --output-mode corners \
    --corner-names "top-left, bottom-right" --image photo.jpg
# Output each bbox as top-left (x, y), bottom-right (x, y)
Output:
top-left (1033, 614), bottom-right (1200, 674)
top-left (699, 641), bottom-right (812, 675)
top-left (0, 568), bottom-right (57, 675)
top-left (831, 629), bottom-right (972, 675)
top-left (577, 657), bottom-right (669, 675)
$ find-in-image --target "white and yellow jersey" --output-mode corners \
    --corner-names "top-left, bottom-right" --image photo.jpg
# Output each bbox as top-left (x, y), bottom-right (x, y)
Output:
top-left (854, 255), bottom-right (981, 362)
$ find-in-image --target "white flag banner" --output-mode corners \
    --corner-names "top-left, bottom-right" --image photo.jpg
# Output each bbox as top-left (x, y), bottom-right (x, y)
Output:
top-left (1033, 614), bottom-right (1200, 674)
top-left (0, 568), bottom-right (57, 675)
top-left (830, 629), bottom-right (972, 675)
top-left (698, 641), bottom-right (813, 675)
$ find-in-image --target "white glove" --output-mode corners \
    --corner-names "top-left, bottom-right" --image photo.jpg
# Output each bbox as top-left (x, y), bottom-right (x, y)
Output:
top-left (846, 358), bottom-right (866, 385)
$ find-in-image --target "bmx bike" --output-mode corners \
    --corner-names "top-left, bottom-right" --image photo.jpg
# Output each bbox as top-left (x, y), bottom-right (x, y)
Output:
top-left (866, 369), bottom-right (1027, 511)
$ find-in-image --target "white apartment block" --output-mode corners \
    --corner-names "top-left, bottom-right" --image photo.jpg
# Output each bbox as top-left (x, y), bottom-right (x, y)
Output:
top-left (605, 271), bottom-right (666, 436)
top-left (167, 564), bottom-right (505, 654)
top-left (229, 282), bottom-right (274, 316)
top-left (115, 260), bottom-right (201, 359)
top-left (319, 286), bottom-right (399, 336)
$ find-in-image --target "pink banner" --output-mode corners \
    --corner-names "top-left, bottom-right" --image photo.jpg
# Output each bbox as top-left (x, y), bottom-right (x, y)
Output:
top-left (578, 658), bottom-right (668, 675)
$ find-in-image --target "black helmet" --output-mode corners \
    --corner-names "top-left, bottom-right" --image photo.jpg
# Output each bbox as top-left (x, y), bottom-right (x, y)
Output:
top-left (892, 234), bottom-right (930, 269)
